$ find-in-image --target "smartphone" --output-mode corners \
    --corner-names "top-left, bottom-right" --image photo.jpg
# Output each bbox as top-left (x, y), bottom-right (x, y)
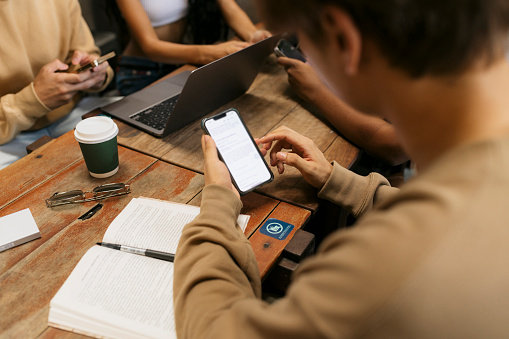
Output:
top-left (65, 51), bottom-right (116, 73)
top-left (274, 39), bottom-right (306, 62)
top-left (201, 108), bottom-right (274, 195)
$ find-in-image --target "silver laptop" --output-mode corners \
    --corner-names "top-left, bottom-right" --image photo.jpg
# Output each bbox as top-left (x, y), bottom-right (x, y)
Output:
top-left (101, 35), bottom-right (280, 137)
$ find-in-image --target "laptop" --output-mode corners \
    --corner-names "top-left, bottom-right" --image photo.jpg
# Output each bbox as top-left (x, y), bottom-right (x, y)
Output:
top-left (101, 35), bottom-right (281, 137)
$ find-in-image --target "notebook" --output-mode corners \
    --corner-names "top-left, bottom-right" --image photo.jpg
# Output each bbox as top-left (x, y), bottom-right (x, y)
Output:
top-left (101, 35), bottom-right (280, 137)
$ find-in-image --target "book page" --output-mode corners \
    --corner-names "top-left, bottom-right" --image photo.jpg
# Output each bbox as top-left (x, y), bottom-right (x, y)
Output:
top-left (49, 246), bottom-right (175, 339)
top-left (103, 197), bottom-right (249, 253)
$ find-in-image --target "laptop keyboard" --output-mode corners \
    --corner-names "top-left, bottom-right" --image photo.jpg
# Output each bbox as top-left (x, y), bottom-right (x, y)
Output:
top-left (130, 94), bottom-right (180, 131)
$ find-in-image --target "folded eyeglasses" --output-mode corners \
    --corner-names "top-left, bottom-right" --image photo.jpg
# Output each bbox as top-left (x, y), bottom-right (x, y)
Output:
top-left (45, 183), bottom-right (131, 207)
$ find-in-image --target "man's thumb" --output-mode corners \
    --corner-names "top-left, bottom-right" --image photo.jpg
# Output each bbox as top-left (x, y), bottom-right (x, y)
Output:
top-left (47, 59), bottom-right (68, 72)
top-left (277, 152), bottom-right (305, 171)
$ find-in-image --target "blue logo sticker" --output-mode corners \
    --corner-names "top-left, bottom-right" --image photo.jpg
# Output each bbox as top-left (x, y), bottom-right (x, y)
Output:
top-left (259, 218), bottom-right (294, 240)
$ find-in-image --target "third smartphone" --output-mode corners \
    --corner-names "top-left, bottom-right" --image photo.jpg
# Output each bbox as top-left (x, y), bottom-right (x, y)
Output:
top-left (201, 108), bottom-right (274, 195)
top-left (274, 39), bottom-right (306, 62)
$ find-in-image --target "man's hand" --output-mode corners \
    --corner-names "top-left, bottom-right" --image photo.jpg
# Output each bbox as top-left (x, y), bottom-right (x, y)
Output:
top-left (277, 57), bottom-right (326, 104)
top-left (258, 126), bottom-right (332, 189)
top-left (33, 50), bottom-right (109, 109)
top-left (249, 29), bottom-right (272, 43)
top-left (202, 134), bottom-right (240, 198)
top-left (202, 41), bottom-right (250, 64)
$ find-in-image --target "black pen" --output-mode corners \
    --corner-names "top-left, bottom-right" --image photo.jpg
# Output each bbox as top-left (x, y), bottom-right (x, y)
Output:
top-left (96, 242), bottom-right (175, 262)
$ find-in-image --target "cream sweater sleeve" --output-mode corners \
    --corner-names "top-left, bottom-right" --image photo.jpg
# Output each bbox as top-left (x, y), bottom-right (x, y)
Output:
top-left (318, 161), bottom-right (399, 218)
top-left (0, 0), bottom-right (113, 145)
top-left (61, 1), bottom-right (114, 94)
top-left (173, 182), bottom-right (415, 339)
top-left (0, 84), bottom-right (51, 145)
top-left (174, 184), bottom-right (262, 338)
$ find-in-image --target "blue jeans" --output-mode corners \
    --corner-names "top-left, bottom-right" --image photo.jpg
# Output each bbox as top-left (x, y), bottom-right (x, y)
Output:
top-left (116, 55), bottom-right (178, 96)
top-left (0, 96), bottom-right (123, 170)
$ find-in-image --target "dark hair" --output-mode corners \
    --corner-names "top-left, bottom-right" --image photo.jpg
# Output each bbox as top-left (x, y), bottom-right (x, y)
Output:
top-left (257, 0), bottom-right (509, 78)
top-left (187, 0), bottom-right (228, 44)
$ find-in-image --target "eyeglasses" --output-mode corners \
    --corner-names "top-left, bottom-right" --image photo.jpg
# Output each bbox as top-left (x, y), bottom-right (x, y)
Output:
top-left (45, 183), bottom-right (131, 207)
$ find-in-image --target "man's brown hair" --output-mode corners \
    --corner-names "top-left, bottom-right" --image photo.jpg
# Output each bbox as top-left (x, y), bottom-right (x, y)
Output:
top-left (257, 0), bottom-right (509, 78)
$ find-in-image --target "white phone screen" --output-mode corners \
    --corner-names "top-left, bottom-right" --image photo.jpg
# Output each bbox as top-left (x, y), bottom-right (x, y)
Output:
top-left (204, 110), bottom-right (273, 193)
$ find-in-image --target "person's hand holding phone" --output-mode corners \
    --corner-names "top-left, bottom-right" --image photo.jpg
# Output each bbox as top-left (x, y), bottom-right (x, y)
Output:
top-left (201, 134), bottom-right (240, 199)
top-left (258, 126), bottom-right (333, 189)
top-left (33, 51), bottom-right (110, 109)
top-left (277, 57), bottom-right (328, 104)
top-left (68, 50), bottom-right (110, 89)
top-left (202, 109), bottom-right (273, 195)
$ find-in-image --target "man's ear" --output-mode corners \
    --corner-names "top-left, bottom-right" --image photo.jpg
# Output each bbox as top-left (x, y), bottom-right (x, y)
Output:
top-left (322, 6), bottom-right (362, 76)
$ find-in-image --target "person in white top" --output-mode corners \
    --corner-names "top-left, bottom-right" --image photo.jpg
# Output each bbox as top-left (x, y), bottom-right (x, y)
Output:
top-left (114, 0), bottom-right (271, 95)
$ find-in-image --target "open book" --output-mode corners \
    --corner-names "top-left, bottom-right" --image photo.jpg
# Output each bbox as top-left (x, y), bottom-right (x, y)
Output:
top-left (48, 197), bottom-right (249, 339)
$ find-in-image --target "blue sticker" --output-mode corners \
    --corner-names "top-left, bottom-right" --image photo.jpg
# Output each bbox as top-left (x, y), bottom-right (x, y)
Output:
top-left (259, 218), bottom-right (294, 240)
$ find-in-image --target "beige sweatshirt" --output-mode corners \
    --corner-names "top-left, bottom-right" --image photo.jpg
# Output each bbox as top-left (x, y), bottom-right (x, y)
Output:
top-left (0, 0), bottom-right (113, 144)
top-left (174, 136), bottom-right (509, 338)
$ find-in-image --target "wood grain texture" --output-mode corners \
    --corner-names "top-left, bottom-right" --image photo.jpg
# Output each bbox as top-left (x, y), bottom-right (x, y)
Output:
top-left (111, 55), bottom-right (358, 212)
top-left (0, 50), bottom-right (356, 338)
top-left (0, 133), bottom-right (310, 338)
top-left (0, 132), bottom-right (82, 210)
top-left (189, 191), bottom-right (280, 238)
top-left (0, 143), bottom-right (157, 276)
top-left (158, 55), bottom-right (301, 172)
top-left (249, 202), bottom-right (311, 279)
top-left (0, 153), bottom-right (203, 338)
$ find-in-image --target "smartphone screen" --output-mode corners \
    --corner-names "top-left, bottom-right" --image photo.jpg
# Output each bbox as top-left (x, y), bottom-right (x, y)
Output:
top-left (202, 109), bottom-right (273, 194)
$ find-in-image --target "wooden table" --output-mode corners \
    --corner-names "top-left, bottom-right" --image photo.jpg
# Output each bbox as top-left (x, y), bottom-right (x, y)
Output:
top-left (104, 55), bottom-right (359, 212)
top-left (0, 131), bottom-right (311, 338)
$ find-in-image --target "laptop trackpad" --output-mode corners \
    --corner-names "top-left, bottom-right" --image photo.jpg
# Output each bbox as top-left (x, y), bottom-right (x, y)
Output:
top-left (131, 80), bottom-right (182, 101)
top-left (102, 96), bottom-right (155, 116)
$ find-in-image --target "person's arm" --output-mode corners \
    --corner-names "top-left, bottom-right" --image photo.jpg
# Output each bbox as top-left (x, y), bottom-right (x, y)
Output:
top-left (278, 57), bottom-right (408, 165)
top-left (0, 0), bottom-right (111, 145)
top-left (116, 0), bottom-right (249, 65)
top-left (216, 0), bottom-right (271, 43)
top-left (258, 126), bottom-right (398, 217)
top-left (65, 1), bottom-right (114, 92)
top-left (0, 84), bottom-right (51, 145)
top-left (173, 134), bottom-right (413, 338)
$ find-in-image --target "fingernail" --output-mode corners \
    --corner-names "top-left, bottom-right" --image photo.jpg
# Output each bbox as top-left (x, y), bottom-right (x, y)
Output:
top-left (276, 152), bottom-right (287, 161)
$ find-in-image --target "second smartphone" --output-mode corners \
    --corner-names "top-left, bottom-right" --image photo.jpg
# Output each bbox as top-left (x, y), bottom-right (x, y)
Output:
top-left (274, 39), bottom-right (306, 62)
top-left (201, 108), bottom-right (274, 195)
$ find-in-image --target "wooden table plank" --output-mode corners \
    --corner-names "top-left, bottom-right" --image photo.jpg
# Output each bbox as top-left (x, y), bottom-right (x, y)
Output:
top-left (158, 55), bottom-right (301, 171)
top-left (0, 158), bottom-right (204, 338)
top-left (0, 52), bottom-right (344, 337)
top-left (0, 144), bottom-right (157, 276)
top-left (0, 132), bottom-right (82, 210)
top-left (0, 139), bottom-right (311, 338)
top-left (188, 192), bottom-right (310, 281)
top-left (254, 103), bottom-right (340, 211)
top-left (110, 55), bottom-right (358, 212)
top-left (249, 202), bottom-right (311, 278)
top-left (188, 191), bottom-right (280, 238)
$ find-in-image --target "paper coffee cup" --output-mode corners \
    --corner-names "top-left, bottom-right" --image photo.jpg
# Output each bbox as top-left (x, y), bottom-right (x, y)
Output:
top-left (74, 117), bottom-right (119, 178)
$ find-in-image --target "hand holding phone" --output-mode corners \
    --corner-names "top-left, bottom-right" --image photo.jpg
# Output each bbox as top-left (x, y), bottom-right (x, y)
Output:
top-left (202, 109), bottom-right (274, 195)
top-left (60, 51), bottom-right (116, 73)
top-left (274, 39), bottom-right (306, 62)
